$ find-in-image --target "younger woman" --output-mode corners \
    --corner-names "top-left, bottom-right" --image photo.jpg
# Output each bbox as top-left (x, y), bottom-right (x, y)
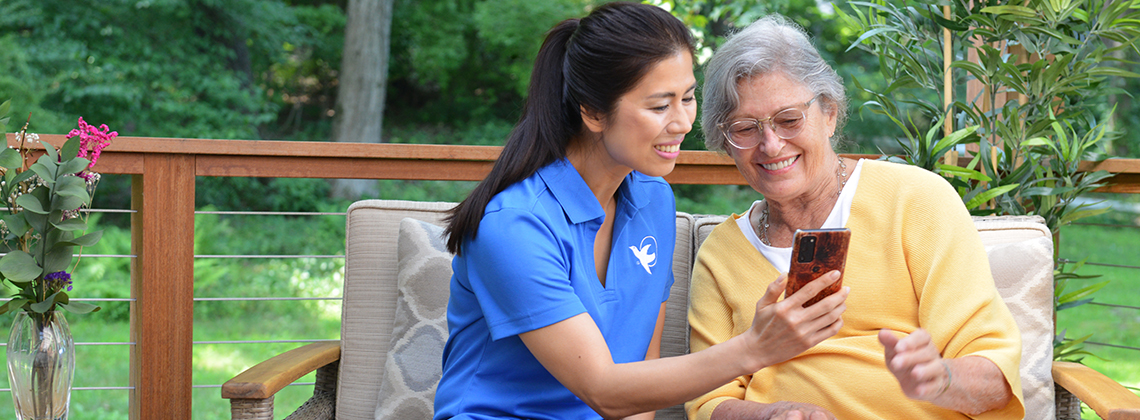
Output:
top-left (435, 4), bottom-right (848, 419)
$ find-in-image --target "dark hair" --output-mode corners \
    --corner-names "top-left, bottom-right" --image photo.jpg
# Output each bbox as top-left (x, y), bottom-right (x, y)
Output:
top-left (445, 2), bottom-right (694, 254)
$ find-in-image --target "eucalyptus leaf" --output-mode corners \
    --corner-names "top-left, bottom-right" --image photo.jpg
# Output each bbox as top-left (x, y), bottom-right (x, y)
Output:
top-left (30, 292), bottom-right (59, 313)
top-left (9, 168), bottom-right (36, 188)
top-left (0, 298), bottom-right (28, 315)
top-left (936, 164), bottom-right (991, 181)
top-left (60, 301), bottom-right (100, 314)
top-left (23, 210), bottom-right (47, 235)
top-left (846, 27), bottom-right (902, 52)
top-left (1055, 293), bottom-right (1096, 310)
top-left (41, 246), bottom-right (74, 275)
top-left (51, 217), bottom-right (89, 232)
top-left (0, 147), bottom-right (20, 169)
top-left (51, 193), bottom-right (86, 214)
top-left (3, 213), bottom-right (28, 236)
top-left (30, 160), bottom-right (57, 186)
top-left (53, 175), bottom-right (90, 199)
top-left (60, 137), bottom-right (82, 162)
top-left (1020, 187), bottom-right (1054, 197)
top-left (0, 251), bottom-right (41, 283)
top-left (1060, 207), bottom-right (1111, 224)
top-left (39, 140), bottom-right (58, 162)
top-left (58, 158), bottom-right (91, 178)
top-left (64, 230), bottom-right (104, 247)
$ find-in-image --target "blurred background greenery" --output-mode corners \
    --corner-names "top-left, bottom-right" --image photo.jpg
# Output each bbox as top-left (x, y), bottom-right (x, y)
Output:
top-left (0, 0), bottom-right (1137, 418)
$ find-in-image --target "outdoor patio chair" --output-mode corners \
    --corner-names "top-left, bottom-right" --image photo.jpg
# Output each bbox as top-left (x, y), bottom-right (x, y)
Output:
top-left (222, 199), bottom-right (1140, 420)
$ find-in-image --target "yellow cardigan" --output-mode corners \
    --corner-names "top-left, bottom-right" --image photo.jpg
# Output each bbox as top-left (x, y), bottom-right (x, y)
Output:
top-left (686, 160), bottom-right (1024, 420)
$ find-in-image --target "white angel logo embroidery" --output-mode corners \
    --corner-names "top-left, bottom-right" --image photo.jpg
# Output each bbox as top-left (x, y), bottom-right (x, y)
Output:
top-left (629, 236), bottom-right (657, 274)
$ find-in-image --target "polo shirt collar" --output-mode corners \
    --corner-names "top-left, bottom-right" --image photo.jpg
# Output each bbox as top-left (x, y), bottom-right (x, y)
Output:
top-left (538, 159), bottom-right (651, 224)
top-left (618, 171), bottom-right (650, 211)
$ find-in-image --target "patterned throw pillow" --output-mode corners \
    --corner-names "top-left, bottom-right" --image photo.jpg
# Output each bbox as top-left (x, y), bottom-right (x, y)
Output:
top-left (374, 218), bottom-right (452, 420)
top-left (980, 218), bottom-right (1056, 420)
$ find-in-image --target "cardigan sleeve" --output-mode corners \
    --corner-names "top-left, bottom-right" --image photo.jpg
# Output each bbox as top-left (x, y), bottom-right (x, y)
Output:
top-left (891, 166), bottom-right (1026, 419)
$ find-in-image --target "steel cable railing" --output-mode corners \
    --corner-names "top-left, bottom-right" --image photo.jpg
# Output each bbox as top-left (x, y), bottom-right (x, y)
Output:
top-left (1061, 221), bottom-right (1140, 355)
top-left (0, 208), bottom-right (344, 410)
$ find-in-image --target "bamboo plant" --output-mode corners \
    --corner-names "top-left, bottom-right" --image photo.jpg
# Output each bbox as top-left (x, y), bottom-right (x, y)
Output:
top-left (842, 0), bottom-right (1140, 361)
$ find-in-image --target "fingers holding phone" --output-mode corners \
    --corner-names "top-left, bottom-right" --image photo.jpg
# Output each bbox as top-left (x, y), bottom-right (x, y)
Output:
top-left (786, 228), bottom-right (851, 308)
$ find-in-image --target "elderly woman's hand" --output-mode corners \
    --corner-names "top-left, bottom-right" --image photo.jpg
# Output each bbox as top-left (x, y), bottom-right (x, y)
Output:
top-left (762, 401), bottom-right (836, 420)
top-left (879, 328), bottom-right (1014, 415)
top-left (879, 328), bottom-right (948, 401)
top-left (711, 399), bottom-right (836, 420)
top-left (743, 271), bottom-right (847, 369)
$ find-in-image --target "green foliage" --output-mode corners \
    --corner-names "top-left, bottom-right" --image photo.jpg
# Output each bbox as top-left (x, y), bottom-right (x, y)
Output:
top-left (196, 177), bottom-right (334, 212)
top-left (386, 0), bottom-right (589, 125)
top-left (0, 0), bottom-right (344, 140)
top-left (847, 0), bottom-right (1140, 361)
top-left (845, 0), bottom-right (1136, 225)
top-left (0, 133), bottom-right (102, 316)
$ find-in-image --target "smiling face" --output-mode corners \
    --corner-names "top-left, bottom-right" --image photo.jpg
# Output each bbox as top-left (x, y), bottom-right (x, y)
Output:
top-left (576, 51), bottom-right (697, 180)
top-left (726, 71), bottom-right (839, 204)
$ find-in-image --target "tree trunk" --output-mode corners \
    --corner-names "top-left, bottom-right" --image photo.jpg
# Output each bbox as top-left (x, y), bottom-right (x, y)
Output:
top-left (330, 0), bottom-right (395, 199)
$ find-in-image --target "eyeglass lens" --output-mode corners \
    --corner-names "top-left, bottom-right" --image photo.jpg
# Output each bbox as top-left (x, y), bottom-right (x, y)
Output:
top-left (725, 108), bottom-right (807, 149)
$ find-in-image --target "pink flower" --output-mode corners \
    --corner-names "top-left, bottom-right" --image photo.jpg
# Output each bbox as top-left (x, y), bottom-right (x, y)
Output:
top-left (64, 117), bottom-right (116, 175)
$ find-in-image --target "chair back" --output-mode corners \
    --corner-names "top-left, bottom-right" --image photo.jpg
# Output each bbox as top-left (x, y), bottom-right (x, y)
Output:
top-left (340, 200), bottom-right (455, 420)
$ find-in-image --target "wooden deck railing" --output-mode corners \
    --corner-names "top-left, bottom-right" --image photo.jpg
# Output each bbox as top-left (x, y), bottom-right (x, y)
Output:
top-left (6, 134), bottom-right (1140, 419)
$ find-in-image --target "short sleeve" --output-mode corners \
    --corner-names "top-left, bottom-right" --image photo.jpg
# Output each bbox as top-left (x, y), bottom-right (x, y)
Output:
top-left (463, 208), bottom-right (587, 340)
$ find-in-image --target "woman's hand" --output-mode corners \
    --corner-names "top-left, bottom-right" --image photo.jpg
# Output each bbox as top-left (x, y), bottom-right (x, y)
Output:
top-left (879, 328), bottom-right (1014, 415)
top-left (878, 328), bottom-right (947, 401)
top-left (711, 398), bottom-right (836, 420)
top-left (762, 401), bottom-right (836, 420)
top-left (742, 271), bottom-right (848, 371)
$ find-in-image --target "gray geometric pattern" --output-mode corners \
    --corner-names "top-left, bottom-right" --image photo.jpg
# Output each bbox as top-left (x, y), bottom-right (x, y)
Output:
top-left (984, 226), bottom-right (1056, 420)
top-left (690, 215), bottom-right (1056, 419)
top-left (374, 218), bottom-right (452, 419)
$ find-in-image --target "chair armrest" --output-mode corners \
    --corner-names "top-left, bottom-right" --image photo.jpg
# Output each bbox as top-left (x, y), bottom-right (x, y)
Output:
top-left (222, 341), bottom-right (341, 400)
top-left (1053, 361), bottom-right (1140, 420)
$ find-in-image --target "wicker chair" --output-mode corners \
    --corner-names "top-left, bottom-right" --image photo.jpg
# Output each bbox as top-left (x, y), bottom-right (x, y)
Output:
top-left (222, 199), bottom-right (1140, 420)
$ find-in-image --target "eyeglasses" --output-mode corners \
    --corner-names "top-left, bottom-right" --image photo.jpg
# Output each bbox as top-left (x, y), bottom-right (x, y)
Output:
top-left (719, 96), bottom-right (818, 150)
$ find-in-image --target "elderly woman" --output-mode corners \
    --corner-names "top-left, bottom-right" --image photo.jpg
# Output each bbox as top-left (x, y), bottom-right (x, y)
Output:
top-left (685, 15), bottom-right (1025, 420)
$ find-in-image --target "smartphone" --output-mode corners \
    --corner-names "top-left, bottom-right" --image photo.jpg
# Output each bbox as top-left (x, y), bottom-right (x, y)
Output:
top-left (786, 228), bottom-right (851, 307)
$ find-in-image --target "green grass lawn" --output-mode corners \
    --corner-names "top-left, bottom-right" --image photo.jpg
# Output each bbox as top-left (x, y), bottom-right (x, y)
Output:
top-left (1057, 222), bottom-right (1140, 419)
top-left (0, 309), bottom-right (341, 419)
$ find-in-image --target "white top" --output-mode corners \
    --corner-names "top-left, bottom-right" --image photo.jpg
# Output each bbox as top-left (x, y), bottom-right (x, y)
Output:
top-left (736, 158), bottom-right (865, 273)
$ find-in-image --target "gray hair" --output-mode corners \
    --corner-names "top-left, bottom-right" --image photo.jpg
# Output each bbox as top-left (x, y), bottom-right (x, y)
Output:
top-left (701, 15), bottom-right (848, 153)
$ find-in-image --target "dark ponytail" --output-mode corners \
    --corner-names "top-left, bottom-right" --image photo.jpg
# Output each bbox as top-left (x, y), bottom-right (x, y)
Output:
top-left (445, 2), bottom-right (694, 254)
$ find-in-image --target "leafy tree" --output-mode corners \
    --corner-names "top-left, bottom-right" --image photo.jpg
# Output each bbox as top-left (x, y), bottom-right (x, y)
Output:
top-left (0, 0), bottom-right (345, 141)
top-left (385, 0), bottom-right (590, 125)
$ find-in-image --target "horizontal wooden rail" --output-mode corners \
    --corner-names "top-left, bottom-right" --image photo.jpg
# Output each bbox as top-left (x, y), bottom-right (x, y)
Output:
top-left (10, 135), bottom-right (1140, 190)
top-left (4, 134), bottom-right (1139, 420)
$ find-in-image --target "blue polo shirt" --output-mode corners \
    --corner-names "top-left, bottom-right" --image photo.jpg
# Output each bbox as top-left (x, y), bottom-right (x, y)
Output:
top-left (433, 158), bottom-right (676, 420)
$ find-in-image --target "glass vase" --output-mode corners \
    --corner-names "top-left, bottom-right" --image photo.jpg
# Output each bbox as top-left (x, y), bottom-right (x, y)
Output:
top-left (6, 311), bottom-right (74, 420)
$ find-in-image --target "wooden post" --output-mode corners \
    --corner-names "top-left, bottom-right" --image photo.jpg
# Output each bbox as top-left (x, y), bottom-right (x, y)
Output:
top-left (130, 154), bottom-right (196, 419)
top-left (943, 5), bottom-right (959, 166)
